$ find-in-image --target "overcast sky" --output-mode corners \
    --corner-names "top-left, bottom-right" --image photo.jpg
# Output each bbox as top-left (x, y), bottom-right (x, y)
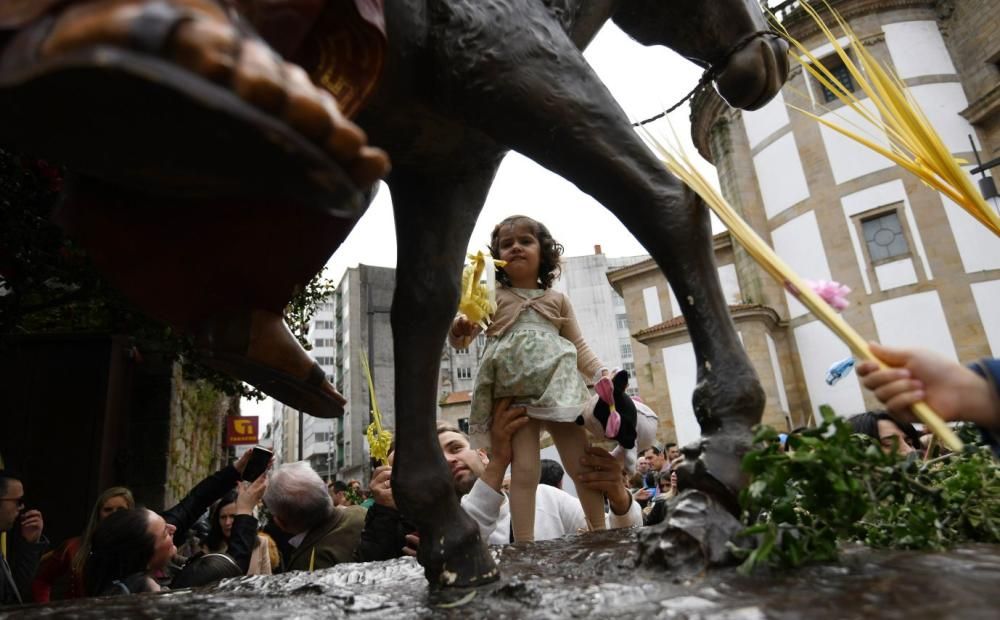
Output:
top-left (243, 21), bottom-right (721, 427)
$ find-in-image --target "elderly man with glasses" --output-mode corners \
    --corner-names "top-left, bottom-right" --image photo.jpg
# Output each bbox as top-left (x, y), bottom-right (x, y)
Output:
top-left (1, 470), bottom-right (46, 606)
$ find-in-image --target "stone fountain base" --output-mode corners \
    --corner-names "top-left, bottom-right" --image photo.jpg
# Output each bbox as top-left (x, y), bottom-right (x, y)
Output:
top-left (12, 523), bottom-right (1000, 619)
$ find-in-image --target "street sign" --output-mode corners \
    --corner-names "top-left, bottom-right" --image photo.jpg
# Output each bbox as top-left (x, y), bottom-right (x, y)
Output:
top-left (226, 416), bottom-right (259, 446)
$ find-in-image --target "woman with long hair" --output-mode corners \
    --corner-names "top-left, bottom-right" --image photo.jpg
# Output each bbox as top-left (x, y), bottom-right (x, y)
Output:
top-left (83, 508), bottom-right (170, 596)
top-left (83, 451), bottom-right (267, 596)
top-left (32, 487), bottom-right (134, 602)
top-left (201, 490), bottom-right (279, 575)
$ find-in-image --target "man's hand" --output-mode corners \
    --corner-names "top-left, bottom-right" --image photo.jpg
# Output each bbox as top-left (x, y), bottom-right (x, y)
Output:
top-left (233, 450), bottom-right (274, 478)
top-left (857, 342), bottom-right (999, 429)
top-left (19, 509), bottom-right (44, 543)
top-left (488, 397), bottom-right (529, 469)
top-left (632, 487), bottom-right (652, 502)
top-left (480, 398), bottom-right (529, 493)
top-left (236, 475), bottom-right (268, 515)
top-left (402, 533), bottom-right (419, 557)
top-left (578, 446), bottom-right (631, 515)
top-left (369, 465), bottom-right (396, 510)
top-left (233, 449), bottom-right (252, 475)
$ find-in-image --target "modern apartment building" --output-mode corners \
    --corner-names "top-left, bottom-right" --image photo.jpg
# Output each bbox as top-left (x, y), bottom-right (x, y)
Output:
top-left (271, 265), bottom-right (396, 484)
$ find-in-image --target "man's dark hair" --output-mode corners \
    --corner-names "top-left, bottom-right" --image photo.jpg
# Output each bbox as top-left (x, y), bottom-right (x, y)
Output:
top-left (642, 446), bottom-right (661, 457)
top-left (664, 442), bottom-right (677, 450)
top-left (847, 411), bottom-right (922, 451)
top-left (331, 480), bottom-right (348, 494)
top-left (0, 470), bottom-right (20, 497)
top-left (539, 459), bottom-right (564, 488)
top-left (436, 421), bottom-right (471, 443)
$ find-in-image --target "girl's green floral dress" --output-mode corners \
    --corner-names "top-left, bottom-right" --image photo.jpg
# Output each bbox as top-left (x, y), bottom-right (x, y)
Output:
top-left (469, 288), bottom-right (591, 449)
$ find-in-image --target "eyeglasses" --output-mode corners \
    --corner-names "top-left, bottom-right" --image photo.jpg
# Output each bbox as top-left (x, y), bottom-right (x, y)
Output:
top-left (0, 497), bottom-right (25, 508)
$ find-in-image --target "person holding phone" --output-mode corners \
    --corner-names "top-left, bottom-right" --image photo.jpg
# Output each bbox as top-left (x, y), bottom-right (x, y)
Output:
top-left (84, 450), bottom-right (265, 596)
top-left (241, 447), bottom-right (273, 484)
top-left (199, 485), bottom-right (279, 575)
top-left (1, 470), bottom-right (47, 606)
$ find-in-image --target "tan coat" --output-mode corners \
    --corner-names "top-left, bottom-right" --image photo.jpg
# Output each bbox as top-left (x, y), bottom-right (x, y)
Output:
top-left (287, 506), bottom-right (366, 571)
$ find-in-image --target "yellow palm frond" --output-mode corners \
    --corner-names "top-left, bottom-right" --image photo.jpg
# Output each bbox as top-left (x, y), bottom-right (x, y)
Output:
top-left (456, 251), bottom-right (507, 347)
top-left (637, 124), bottom-right (963, 451)
top-left (770, 1), bottom-right (1000, 236)
top-left (360, 348), bottom-right (392, 465)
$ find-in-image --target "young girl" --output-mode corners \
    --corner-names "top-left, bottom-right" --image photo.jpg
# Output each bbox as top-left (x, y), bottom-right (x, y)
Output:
top-left (449, 215), bottom-right (607, 541)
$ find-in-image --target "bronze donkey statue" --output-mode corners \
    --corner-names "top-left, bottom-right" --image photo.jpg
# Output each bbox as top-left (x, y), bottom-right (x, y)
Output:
top-left (0, 0), bottom-right (787, 586)
top-left (358, 0), bottom-right (788, 585)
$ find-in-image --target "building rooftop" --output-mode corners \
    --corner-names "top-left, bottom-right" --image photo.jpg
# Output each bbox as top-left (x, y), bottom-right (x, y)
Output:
top-left (632, 303), bottom-right (781, 340)
top-left (605, 232), bottom-right (733, 285)
top-left (440, 390), bottom-right (472, 406)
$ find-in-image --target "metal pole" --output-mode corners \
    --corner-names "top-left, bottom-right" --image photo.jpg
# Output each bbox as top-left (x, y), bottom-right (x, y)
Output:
top-left (367, 271), bottom-right (375, 478)
top-left (969, 134), bottom-right (1000, 214)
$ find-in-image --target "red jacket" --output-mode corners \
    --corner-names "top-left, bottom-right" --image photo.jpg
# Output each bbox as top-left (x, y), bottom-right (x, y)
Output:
top-left (32, 536), bottom-right (84, 603)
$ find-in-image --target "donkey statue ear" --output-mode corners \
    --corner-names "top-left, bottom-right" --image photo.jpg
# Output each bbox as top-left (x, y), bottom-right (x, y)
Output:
top-left (613, 369), bottom-right (630, 393)
top-left (612, 370), bottom-right (639, 449)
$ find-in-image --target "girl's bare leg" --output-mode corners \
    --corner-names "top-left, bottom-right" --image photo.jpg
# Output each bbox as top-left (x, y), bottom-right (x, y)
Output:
top-left (509, 417), bottom-right (542, 542)
top-left (546, 420), bottom-right (607, 531)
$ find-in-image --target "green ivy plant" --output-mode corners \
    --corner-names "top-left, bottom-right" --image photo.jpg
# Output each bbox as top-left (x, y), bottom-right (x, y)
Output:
top-left (735, 406), bottom-right (1000, 573)
top-left (345, 485), bottom-right (366, 507)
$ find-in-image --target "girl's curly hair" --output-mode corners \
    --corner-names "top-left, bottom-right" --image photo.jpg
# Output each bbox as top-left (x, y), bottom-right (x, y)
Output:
top-left (489, 215), bottom-right (564, 289)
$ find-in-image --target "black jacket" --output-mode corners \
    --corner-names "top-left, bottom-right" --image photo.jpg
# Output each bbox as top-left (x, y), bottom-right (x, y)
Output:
top-left (226, 514), bottom-right (258, 574)
top-left (163, 465), bottom-right (241, 547)
top-left (969, 358), bottom-right (1000, 457)
top-left (1, 532), bottom-right (47, 606)
top-left (148, 465), bottom-right (241, 590)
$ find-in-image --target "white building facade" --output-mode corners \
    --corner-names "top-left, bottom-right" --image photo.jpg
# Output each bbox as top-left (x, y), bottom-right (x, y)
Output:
top-left (617, 0), bottom-right (1000, 444)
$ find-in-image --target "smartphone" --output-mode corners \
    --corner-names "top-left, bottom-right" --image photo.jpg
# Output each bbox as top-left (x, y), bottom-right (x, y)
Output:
top-left (242, 446), bottom-right (273, 482)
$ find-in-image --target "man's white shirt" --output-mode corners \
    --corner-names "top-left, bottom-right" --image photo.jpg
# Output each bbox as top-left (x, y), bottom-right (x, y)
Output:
top-left (460, 479), bottom-right (642, 545)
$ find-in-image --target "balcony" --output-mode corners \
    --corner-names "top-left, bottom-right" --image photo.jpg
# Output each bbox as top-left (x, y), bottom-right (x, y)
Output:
top-left (761, 0), bottom-right (802, 22)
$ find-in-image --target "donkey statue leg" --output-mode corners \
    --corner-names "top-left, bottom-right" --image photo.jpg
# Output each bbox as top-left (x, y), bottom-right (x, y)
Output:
top-left (386, 154), bottom-right (505, 587)
top-left (423, 0), bottom-right (764, 511)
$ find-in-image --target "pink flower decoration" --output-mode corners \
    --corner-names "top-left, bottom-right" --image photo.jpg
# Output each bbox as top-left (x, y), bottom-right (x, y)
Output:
top-left (807, 279), bottom-right (851, 312)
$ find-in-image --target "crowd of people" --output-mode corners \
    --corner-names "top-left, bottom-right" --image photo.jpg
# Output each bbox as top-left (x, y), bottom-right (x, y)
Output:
top-left (3, 208), bottom-right (997, 609)
top-left (2, 342), bottom-right (997, 607)
top-left (0, 399), bottom-right (643, 607)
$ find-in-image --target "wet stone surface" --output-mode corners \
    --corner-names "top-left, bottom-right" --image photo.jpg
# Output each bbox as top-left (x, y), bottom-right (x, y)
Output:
top-left (8, 529), bottom-right (1000, 619)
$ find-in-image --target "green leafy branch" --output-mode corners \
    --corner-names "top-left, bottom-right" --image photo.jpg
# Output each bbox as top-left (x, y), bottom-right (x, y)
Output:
top-left (735, 407), bottom-right (999, 573)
